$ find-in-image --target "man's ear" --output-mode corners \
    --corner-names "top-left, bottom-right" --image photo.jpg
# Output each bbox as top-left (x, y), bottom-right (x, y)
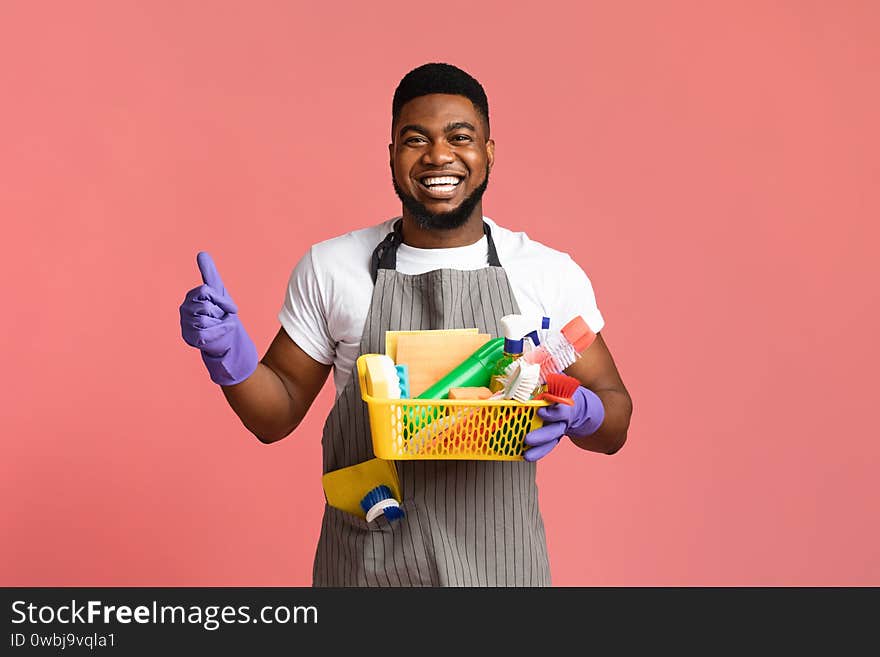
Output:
top-left (486, 138), bottom-right (495, 171)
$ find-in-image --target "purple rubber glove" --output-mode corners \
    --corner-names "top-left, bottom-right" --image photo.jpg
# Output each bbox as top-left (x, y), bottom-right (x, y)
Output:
top-left (523, 386), bottom-right (605, 461)
top-left (179, 252), bottom-right (259, 386)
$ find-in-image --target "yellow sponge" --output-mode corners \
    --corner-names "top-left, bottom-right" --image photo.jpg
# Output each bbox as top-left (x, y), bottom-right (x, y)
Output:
top-left (361, 353), bottom-right (400, 399)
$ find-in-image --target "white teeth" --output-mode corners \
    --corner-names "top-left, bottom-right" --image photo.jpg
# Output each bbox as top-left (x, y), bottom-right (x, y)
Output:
top-left (422, 176), bottom-right (461, 186)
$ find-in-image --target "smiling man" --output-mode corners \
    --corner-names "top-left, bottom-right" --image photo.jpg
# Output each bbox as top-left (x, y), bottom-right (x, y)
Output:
top-left (180, 63), bottom-right (632, 586)
top-left (391, 92), bottom-right (492, 239)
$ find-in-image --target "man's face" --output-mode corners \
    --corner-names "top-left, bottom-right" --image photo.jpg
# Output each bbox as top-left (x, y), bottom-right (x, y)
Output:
top-left (390, 93), bottom-right (495, 230)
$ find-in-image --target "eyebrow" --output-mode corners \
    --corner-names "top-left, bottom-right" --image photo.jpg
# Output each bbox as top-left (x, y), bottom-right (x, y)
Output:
top-left (398, 121), bottom-right (478, 138)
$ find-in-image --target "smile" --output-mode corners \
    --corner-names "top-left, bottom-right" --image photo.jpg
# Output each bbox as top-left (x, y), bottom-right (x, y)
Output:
top-left (417, 175), bottom-right (464, 198)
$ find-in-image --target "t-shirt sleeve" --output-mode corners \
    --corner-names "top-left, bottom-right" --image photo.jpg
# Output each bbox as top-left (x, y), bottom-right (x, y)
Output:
top-left (554, 255), bottom-right (606, 335)
top-left (277, 247), bottom-right (335, 365)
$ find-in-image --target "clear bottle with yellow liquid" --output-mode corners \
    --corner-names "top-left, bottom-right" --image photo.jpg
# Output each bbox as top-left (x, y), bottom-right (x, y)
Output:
top-left (489, 314), bottom-right (533, 393)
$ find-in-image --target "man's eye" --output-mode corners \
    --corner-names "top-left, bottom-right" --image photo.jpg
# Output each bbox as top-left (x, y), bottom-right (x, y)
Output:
top-left (451, 134), bottom-right (472, 142)
top-left (405, 136), bottom-right (427, 145)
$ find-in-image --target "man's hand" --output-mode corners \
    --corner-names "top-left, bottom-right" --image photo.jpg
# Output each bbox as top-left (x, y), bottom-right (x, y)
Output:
top-left (523, 386), bottom-right (605, 461)
top-left (179, 252), bottom-right (259, 386)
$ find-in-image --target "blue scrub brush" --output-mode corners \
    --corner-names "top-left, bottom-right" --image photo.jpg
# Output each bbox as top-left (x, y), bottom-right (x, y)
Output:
top-left (360, 485), bottom-right (405, 523)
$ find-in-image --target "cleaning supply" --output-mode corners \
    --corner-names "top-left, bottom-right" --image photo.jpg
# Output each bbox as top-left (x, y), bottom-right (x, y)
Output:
top-left (560, 315), bottom-right (595, 353)
top-left (523, 315), bottom-right (596, 383)
top-left (522, 345), bottom-right (554, 382)
top-left (394, 330), bottom-right (490, 397)
top-left (321, 457), bottom-right (403, 520)
top-left (539, 316), bottom-right (551, 345)
top-left (489, 314), bottom-right (533, 393)
top-left (407, 410), bottom-right (469, 453)
top-left (406, 400), bottom-right (544, 459)
top-left (361, 353), bottom-right (407, 398)
top-left (396, 364), bottom-right (410, 398)
top-left (385, 328), bottom-right (479, 362)
top-left (524, 316), bottom-right (551, 350)
top-left (490, 360), bottom-right (542, 402)
top-left (536, 373), bottom-right (580, 405)
top-left (448, 387), bottom-right (493, 400)
top-left (408, 337), bottom-right (504, 436)
top-left (415, 337), bottom-right (505, 400)
top-left (357, 349), bottom-right (548, 460)
top-left (360, 485), bottom-right (405, 522)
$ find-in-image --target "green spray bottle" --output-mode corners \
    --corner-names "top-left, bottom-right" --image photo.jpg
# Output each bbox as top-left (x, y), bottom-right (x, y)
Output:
top-left (404, 337), bottom-right (505, 437)
top-left (416, 337), bottom-right (505, 400)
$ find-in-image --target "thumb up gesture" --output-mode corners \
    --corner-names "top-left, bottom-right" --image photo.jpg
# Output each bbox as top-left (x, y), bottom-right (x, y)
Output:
top-left (179, 252), bottom-right (258, 385)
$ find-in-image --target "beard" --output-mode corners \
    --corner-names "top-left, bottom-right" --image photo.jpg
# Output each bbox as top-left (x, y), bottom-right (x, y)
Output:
top-left (392, 165), bottom-right (490, 231)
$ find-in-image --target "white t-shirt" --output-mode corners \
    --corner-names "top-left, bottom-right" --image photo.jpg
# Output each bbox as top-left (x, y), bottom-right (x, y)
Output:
top-left (278, 216), bottom-right (605, 397)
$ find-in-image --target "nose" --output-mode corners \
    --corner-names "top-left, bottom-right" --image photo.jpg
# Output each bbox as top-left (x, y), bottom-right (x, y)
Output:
top-left (421, 139), bottom-right (455, 166)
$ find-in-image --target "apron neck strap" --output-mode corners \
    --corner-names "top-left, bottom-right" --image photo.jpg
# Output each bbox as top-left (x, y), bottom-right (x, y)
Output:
top-left (370, 219), bottom-right (502, 283)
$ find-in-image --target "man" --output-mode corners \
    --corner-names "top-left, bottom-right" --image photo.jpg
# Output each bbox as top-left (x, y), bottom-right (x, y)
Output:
top-left (180, 63), bottom-right (633, 586)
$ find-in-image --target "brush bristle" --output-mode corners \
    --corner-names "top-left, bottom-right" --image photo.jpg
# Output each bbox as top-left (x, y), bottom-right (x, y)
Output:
top-left (360, 485), bottom-right (394, 514)
top-left (542, 373), bottom-right (580, 403)
top-left (360, 485), bottom-right (405, 523)
top-left (541, 337), bottom-right (577, 377)
top-left (503, 361), bottom-right (541, 402)
top-left (383, 505), bottom-right (405, 521)
top-left (540, 393), bottom-right (575, 406)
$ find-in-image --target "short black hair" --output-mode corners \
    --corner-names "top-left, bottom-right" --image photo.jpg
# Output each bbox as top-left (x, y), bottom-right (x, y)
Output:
top-left (392, 63), bottom-right (490, 135)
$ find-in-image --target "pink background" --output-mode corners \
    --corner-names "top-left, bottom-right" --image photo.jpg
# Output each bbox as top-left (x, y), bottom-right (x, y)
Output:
top-left (2, 1), bottom-right (878, 586)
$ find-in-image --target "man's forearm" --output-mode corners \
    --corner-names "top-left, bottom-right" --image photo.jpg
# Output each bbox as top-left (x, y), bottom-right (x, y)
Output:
top-left (219, 362), bottom-right (299, 443)
top-left (569, 388), bottom-right (632, 455)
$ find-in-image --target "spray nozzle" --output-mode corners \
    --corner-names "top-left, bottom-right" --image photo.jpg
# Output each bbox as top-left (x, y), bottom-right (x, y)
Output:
top-left (499, 314), bottom-right (534, 354)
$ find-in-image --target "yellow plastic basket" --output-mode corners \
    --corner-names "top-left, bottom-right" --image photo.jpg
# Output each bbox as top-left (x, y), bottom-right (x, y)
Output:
top-left (357, 355), bottom-right (548, 461)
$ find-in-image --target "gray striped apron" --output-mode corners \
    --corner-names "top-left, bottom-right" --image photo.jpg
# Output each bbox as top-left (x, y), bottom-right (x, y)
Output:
top-left (312, 220), bottom-right (551, 586)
